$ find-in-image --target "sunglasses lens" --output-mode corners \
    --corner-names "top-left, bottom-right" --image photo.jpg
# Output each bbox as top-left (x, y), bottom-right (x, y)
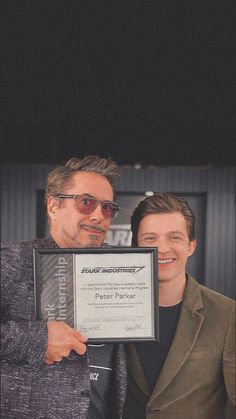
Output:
top-left (76, 196), bottom-right (119, 219)
top-left (78, 197), bottom-right (96, 213)
top-left (102, 203), bottom-right (118, 218)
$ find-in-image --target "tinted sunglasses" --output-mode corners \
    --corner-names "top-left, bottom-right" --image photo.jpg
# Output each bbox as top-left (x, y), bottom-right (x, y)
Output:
top-left (56, 194), bottom-right (121, 219)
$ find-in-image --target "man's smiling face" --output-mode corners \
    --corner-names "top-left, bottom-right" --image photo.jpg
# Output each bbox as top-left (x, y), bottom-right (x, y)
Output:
top-left (48, 171), bottom-right (114, 248)
top-left (137, 212), bottom-right (196, 284)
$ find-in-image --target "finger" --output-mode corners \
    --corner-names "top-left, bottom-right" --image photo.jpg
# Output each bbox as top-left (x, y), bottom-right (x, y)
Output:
top-left (68, 326), bottom-right (88, 343)
top-left (73, 341), bottom-right (87, 356)
top-left (44, 356), bottom-right (63, 363)
top-left (44, 358), bottom-right (54, 365)
top-left (71, 328), bottom-right (88, 342)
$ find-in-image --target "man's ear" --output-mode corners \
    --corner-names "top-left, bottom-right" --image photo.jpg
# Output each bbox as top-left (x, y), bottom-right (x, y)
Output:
top-left (188, 239), bottom-right (197, 257)
top-left (47, 197), bottom-right (59, 220)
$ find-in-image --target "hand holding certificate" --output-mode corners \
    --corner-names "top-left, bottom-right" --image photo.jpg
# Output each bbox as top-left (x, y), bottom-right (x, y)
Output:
top-left (34, 247), bottom-right (159, 342)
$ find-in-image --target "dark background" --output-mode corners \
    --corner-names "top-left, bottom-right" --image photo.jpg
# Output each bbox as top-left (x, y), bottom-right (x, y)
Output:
top-left (1, 1), bottom-right (236, 166)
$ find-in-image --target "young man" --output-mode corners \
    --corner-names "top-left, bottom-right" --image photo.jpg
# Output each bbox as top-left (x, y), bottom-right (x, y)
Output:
top-left (123, 193), bottom-right (235, 419)
top-left (1, 155), bottom-right (126, 419)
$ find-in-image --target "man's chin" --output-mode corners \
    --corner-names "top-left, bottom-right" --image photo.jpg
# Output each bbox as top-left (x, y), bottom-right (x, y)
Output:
top-left (81, 235), bottom-right (104, 248)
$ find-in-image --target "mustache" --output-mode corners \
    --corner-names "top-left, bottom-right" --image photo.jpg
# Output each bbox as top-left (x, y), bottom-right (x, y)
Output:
top-left (80, 224), bottom-right (106, 233)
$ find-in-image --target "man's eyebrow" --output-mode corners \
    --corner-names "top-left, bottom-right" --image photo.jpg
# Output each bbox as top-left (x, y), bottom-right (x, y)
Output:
top-left (139, 232), bottom-right (156, 237)
top-left (170, 231), bottom-right (185, 235)
top-left (139, 230), bottom-right (185, 237)
top-left (81, 193), bottom-right (95, 198)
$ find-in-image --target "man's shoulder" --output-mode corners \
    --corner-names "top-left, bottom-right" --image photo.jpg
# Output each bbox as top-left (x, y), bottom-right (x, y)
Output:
top-left (200, 283), bottom-right (234, 307)
top-left (187, 276), bottom-right (235, 314)
top-left (1, 237), bottom-right (55, 250)
top-left (1, 238), bottom-right (57, 263)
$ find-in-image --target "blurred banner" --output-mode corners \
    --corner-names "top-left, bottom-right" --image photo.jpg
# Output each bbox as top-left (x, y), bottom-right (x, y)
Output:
top-left (106, 193), bottom-right (146, 246)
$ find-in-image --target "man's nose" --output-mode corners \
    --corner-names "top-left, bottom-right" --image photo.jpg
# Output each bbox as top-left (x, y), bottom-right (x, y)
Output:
top-left (89, 204), bottom-right (104, 222)
top-left (156, 238), bottom-right (170, 253)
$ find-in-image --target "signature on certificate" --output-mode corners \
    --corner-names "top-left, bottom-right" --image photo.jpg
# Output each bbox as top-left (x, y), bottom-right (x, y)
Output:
top-left (124, 316), bottom-right (144, 331)
top-left (78, 320), bottom-right (102, 332)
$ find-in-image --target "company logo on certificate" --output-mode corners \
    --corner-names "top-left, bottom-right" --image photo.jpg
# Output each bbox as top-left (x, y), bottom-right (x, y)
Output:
top-left (34, 247), bottom-right (158, 343)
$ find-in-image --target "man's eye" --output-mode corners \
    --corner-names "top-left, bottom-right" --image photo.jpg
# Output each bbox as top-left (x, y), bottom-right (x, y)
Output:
top-left (103, 203), bottom-right (112, 211)
top-left (81, 198), bottom-right (93, 207)
top-left (171, 235), bottom-right (182, 240)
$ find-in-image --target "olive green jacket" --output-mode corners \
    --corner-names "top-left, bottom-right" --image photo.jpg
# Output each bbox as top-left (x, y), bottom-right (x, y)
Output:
top-left (124, 275), bottom-right (235, 419)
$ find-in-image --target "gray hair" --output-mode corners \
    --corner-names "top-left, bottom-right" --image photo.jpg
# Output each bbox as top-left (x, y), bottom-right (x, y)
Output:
top-left (45, 155), bottom-right (120, 204)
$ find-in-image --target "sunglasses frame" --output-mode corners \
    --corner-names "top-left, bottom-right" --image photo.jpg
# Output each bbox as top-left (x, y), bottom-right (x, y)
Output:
top-left (56, 193), bottom-right (121, 219)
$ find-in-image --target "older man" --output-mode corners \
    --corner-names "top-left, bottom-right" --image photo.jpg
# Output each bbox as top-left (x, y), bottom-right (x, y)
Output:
top-left (1, 155), bottom-right (126, 419)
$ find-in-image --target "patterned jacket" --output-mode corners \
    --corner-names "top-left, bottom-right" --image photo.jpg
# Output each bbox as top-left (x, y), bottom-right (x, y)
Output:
top-left (1, 238), bottom-right (127, 419)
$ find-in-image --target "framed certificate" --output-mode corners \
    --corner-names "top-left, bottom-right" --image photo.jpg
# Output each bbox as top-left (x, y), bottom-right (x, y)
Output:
top-left (34, 247), bottom-right (159, 343)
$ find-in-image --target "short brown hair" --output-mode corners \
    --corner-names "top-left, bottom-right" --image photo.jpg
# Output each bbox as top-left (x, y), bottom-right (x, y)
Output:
top-left (45, 155), bottom-right (120, 205)
top-left (131, 193), bottom-right (196, 245)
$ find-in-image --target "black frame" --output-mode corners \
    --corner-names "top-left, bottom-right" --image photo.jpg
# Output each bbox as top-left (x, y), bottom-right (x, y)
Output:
top-left (34, 246), bottom-right (159, 343)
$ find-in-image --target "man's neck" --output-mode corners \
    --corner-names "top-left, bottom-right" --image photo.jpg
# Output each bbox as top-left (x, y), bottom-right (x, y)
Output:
top-left (158, 275), bottom-right (186, 307)
top-left (50, 231), bottom-right (68, 248)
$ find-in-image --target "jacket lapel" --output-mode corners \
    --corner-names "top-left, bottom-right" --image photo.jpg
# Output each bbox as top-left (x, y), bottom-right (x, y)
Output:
top-left (149, 276), bottom-right (204, 402)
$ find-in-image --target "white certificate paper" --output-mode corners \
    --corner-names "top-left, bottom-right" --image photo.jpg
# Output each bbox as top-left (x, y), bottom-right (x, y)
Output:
top-left (73, 250), bottom-right (158, 341)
